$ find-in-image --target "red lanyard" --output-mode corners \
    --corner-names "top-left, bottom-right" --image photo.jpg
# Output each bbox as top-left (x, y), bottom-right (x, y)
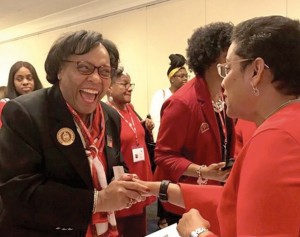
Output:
top-left (109, 103), bottom-right (139, 146)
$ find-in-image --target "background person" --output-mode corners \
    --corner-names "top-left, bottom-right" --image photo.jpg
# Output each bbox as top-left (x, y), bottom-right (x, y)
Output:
top-left (107, 66), bottom-right (155, 237)
top-left (153, 22), bottom-right (235, 228)
top-left (0, 61), bottom-right (44, 128)
top-left (149, 53), bottom-right (188, 142)
top-left (0, 30), bottom-right (149, 237)
top-left (5, 61), bottom-right (43, 99)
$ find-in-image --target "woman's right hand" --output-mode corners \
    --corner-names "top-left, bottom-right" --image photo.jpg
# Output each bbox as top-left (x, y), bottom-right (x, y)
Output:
top-left (95, 174), bottom-right (150, 212)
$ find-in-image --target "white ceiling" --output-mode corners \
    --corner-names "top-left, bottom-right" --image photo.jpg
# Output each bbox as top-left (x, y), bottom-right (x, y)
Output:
top-left (0, 0), bottom-right (168, 43)
top-left (0, 0), bottom-right (96, 31)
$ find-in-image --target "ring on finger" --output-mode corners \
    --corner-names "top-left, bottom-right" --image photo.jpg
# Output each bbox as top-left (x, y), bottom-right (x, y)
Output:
top-left (125, 198), bottom-right (134, 208)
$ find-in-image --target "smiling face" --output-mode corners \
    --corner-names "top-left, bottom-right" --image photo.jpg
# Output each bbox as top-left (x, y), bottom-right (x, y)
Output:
top-left (14, 66), bottom-right (35, 95)
top-left (58, 44), bottom-right (111, 120)
top-left (109, 73), bottom-right (133, 108)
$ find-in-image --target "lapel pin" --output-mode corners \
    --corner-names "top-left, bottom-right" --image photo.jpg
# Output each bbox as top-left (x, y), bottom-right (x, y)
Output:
top-left (57, 128), bottom-right (75, 146)
top-left (200, 122), bottom-right (209, 133)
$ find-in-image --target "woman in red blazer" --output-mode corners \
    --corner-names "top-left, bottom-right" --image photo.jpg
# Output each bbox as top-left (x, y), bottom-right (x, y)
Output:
top-left (137, 15), bottom-right (300, 237)
top-left (154, 22), bottom-right (235, 226)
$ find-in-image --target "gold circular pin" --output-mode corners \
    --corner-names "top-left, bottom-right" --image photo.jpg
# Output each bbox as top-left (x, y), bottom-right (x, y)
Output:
top-left (57, 128), bottom-right (75, 146)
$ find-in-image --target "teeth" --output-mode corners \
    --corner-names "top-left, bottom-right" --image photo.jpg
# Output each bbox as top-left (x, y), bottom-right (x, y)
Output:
top-left (81, 89), bottom-right (98, 94)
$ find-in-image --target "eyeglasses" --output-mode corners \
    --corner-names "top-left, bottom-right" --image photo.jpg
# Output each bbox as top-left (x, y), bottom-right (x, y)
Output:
top-left (217, 58), bottom-right (270, 78)
top-left (173, 74), bottom-right (189, 79)
top-left (114, 82), bottom-right (135, 90)
top-left (217, 59), bottom-right (253, 78)
top-left (62, 60), bottom-right (116, 79)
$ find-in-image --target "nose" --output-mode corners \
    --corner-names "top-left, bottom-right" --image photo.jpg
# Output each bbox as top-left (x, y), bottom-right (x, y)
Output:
top-left (21, 79), bottom-right (29, 85)
top-left (88, 69), bottom-right (103, 83)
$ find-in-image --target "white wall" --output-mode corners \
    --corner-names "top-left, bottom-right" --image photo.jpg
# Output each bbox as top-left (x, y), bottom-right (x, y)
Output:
top-left (0, 0), bottom-right (299, 117)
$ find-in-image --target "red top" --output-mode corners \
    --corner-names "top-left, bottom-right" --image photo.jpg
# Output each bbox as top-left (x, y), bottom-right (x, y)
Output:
top-left (113, 104), bottom-right (155, 218)
top-left (234, 119), bottom-right (256, 156)
top-left (0, 101), bottom-right (6, 128)
top-left (180, 103), bottom-right (300, 237)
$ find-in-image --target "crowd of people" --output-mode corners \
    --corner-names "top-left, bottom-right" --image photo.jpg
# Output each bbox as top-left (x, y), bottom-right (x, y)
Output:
top-left (1, 14), bottom-right (300, 237)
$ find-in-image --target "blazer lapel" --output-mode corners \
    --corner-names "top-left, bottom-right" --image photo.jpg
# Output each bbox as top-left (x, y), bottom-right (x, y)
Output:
top-left (195, 77), bottom-right (221, 150)
top-left (47, 85), bottom-right (93, 189)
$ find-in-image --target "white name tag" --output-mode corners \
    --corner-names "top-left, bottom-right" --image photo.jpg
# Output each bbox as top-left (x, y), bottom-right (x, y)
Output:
top-left (132, 147), bottom-right (145, 163)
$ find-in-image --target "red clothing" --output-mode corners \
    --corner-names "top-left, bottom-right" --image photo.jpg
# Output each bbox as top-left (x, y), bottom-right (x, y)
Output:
top-left (0, 101), bottom-right (6, 127)
top-left (113, 104), bottom-right (155, 219)
top-left (181, 103), bottom-right (300, 236)
top-left (234, 119), bottom-right (256, 156)
top-left (154, 77), bottom-right (235, 215)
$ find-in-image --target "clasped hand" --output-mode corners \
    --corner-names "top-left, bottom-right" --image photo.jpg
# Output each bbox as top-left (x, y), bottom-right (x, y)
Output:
top-left (95, 173), bottom-right (150, 212)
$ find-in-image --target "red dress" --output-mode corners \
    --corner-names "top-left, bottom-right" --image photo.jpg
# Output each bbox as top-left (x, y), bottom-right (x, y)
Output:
top-left (180, 103), bottom-right (300, 237)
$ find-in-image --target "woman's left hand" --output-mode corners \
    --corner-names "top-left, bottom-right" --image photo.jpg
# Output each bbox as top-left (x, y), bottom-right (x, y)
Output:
top-left (145, 118), bottom-right (155, 132)
top-left (177, 209), bottom-right (212, 237)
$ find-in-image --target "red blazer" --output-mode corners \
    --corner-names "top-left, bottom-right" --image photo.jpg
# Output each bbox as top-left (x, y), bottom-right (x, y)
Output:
top-left (181, 103), bottom-right (300, 237)
top-left (154, 77), bottom-right (235, 214)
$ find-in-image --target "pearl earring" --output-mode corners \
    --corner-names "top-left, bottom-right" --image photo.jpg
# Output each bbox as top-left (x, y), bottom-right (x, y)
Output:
top-left (108, 96), bottom-right (114, 102)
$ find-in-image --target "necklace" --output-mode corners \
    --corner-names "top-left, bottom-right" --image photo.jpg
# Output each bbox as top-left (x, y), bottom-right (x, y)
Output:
top-left (264, 98), bottom-right (300, 119)
top-left (212, 97), bottom-right (225, 112)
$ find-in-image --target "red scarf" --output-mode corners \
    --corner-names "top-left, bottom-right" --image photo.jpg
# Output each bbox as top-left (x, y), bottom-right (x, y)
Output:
top-left (67, 103), bottom-right (118, 237)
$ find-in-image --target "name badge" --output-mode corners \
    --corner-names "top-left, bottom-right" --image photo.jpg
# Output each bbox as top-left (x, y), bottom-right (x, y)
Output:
top-left (132, 146), bottom-right (145, 163)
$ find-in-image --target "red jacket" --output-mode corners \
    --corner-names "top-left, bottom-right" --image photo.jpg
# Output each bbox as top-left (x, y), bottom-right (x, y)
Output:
top-left (154, 77), bottom-right (235, 215)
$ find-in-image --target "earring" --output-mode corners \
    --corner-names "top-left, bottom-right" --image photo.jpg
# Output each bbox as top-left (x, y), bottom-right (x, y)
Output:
top-left (108, 96), bottom-right (114, 102)
top-left (251, 82), bottom-right (259, 96)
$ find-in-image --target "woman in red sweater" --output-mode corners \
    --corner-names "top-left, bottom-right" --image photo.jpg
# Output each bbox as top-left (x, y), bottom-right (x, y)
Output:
top-left (136, 15), bottom-right (300, 237)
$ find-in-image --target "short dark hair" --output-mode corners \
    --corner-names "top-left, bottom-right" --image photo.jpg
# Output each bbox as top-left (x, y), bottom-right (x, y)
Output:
top-left (232, 15), bottom-right (300, 95)
top-left (45, 30), bottom-right (119, 84)
top-left (187, 22), bottom-right (233, 77)
top-left (6, 61), bottom-right (43, 99)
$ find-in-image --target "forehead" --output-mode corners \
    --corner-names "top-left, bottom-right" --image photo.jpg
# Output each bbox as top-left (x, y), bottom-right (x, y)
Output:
top-left (15, 67), bottom-right (31, 75)
top-left (118, 74), bottom-right (131, 81)
top-left (226, 42), bottom-right (238, 61)
top-left (70, 44), bottom-right (110, 65)
top-left (175, 68), bottom-right (187, 74)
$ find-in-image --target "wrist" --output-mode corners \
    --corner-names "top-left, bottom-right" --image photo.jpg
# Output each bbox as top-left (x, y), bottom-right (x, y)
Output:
top-left (196, 165), bottom-right (208, 185)
top-left (159, 180), bottom-right (171, 202)
top-left (190, 227), bottom-right (209, 237)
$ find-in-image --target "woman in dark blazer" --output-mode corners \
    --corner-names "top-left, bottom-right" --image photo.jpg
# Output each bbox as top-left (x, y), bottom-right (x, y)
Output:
top-left (0, 30), bottom-right (148, 237)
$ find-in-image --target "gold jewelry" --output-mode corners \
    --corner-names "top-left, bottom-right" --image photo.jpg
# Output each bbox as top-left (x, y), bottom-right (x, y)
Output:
top-left (264, 98), bottom-right (300, 119)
